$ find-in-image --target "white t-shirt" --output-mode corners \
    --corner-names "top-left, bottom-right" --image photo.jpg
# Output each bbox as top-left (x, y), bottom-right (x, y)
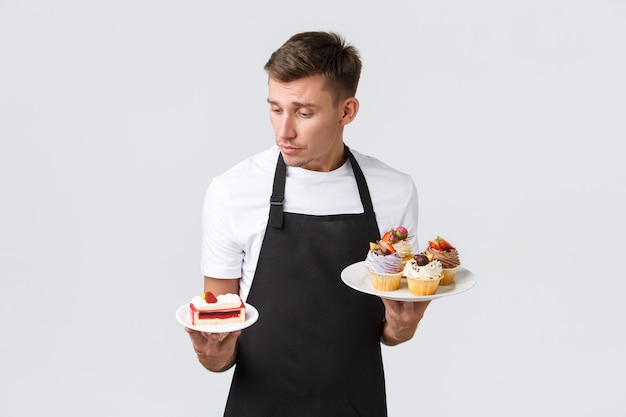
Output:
top-left (201, 145), bottom-right (419, 301)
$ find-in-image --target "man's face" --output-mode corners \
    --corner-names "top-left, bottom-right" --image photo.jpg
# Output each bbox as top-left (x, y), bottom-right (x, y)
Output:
top-left (267, 74), bottom-right (350, 172)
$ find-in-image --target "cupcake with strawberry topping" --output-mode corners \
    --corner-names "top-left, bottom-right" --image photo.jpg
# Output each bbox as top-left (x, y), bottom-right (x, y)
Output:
top-left (380, 226), bottom-right (414, 265)
top-left (365, 239), bottom-right (404, 291)
top-left (422, 236), bottom-right (461, 285)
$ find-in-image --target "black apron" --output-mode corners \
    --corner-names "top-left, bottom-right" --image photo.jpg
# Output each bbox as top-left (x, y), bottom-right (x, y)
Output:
top-left (224, 148), bottom-right (387, 417)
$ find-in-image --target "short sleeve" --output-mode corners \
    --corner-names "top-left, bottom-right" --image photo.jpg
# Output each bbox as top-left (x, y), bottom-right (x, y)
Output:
top-left (200, 178), bottom-right (245, 279)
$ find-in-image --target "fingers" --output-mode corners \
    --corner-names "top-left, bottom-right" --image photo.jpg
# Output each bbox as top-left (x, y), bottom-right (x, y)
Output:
top-left (411, 300), bottom-right (431, 315)
top-left (382, 298), bottom-right (431, 313)
top-left (212, 330), bottom-right (241, 345)
top-left (185, 327), bottom-right (219, 346)
top-left (381, 299), bottom-right (431, 324)
top-left (185, 328), bottom-right (241, 356)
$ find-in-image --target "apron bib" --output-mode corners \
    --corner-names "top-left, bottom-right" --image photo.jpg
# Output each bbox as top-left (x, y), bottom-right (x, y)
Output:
top-left (224, 148), bottom-right (387, 417)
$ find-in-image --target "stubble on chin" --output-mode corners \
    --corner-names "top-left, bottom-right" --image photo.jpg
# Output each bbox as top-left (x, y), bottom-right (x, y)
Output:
top-left (281, 153), bottom-right (313, 168)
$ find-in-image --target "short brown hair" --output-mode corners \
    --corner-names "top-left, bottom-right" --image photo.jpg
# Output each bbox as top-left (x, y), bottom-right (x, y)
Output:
top-left (264, 31), bottom-right (362, 104)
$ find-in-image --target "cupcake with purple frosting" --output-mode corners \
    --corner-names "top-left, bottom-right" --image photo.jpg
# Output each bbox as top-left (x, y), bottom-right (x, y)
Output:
top-left (365, 240), bottom-right (403, 291)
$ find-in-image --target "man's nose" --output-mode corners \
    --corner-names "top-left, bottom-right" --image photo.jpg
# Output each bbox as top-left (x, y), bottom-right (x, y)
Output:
top-left (278, 114), bottom-right (296, 139)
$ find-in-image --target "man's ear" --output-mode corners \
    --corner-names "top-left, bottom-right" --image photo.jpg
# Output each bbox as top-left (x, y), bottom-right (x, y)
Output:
top-left (339, 97), bottom-right (359, 125)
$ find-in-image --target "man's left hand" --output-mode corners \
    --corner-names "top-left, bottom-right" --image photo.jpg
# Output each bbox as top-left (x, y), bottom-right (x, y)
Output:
top-left (380, 299), bottom-right (431, 346)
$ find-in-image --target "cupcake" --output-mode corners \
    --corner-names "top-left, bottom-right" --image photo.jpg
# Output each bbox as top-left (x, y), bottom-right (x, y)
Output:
top-left (423, 236), bottom-right (461, 286)
top-left (381, 226), bottom-right (414, 265)
top-left (403, 254), bottom-right (443, 296)
top-left (365, 241), bottom-right (403, 291)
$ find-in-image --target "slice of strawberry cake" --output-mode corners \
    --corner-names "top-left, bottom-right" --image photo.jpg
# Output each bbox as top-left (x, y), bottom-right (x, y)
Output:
top-left (189, 292), bottom-right (246, 325)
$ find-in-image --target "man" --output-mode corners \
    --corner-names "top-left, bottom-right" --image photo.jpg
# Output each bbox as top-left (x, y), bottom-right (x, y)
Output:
top-left (186, 31), bottom-right (430, 417)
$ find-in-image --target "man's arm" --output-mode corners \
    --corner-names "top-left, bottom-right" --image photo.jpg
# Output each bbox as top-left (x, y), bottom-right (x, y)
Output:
top-left (184, 277), bottom-right (241, 372)
top-left (380, 299), bottom-right (431, 346)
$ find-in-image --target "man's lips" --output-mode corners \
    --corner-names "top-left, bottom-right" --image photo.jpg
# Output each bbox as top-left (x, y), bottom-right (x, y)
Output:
top-left (279, 145), bottom-right (303, 155)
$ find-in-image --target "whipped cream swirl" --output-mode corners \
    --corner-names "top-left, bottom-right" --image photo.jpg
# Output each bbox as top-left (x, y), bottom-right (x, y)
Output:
top-left (366, 251), bottom-right (403, 274)
top-left (191, 293), bottom-right (242, 310)
top-left (392, 240), bottom-right (413, 259)
top-left (403, 258), bottom-right (443, 280)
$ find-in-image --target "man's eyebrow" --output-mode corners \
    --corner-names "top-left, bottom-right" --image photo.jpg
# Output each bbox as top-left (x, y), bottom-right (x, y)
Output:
top-left (266, 98), bottom-right (319, 108)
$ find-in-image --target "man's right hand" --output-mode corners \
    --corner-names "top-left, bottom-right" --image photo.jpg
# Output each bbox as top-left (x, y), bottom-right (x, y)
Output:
top-left (185, 328), bottom-right (241, 372)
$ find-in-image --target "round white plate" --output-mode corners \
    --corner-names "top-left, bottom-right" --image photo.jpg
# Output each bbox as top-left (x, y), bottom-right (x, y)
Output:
top-left (175, 302), bottom-right (259, 333)
top-left (341, 261), bottom-right (477, 301)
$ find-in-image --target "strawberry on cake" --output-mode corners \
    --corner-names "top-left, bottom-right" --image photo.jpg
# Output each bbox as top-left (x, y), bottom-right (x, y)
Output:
top-left (190, 292), bottom-right (246, 325)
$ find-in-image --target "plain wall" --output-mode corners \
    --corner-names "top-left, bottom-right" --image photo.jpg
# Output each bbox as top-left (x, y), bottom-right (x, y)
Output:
top-left (1, 1), bottom-right (625, 416)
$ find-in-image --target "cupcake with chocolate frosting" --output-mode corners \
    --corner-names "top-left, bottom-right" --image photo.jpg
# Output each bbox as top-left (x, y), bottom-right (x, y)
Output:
top-left (422, 236), bottom-right (461, 285)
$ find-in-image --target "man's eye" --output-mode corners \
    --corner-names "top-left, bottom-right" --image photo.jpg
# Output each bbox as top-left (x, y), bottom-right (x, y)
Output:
top-left (299, 112), bottom-right (312, 118)
top-left (271, 108), bottom-right (282, 114)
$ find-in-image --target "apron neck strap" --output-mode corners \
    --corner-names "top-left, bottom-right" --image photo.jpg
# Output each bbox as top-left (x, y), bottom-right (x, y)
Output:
top-left (269, 152), bottom-right (287, 229)
top-left (346, 147), bottom-right (376, 216)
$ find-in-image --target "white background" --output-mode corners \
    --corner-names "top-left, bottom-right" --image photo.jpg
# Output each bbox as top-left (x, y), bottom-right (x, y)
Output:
top-left (2, 1), bottom-right (625, 416)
